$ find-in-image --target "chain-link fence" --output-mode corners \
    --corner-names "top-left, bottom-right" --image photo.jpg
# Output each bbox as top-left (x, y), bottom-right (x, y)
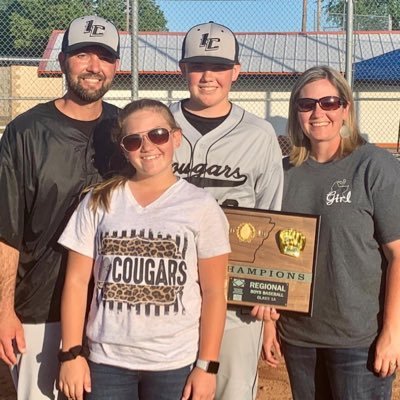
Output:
top-left (0, 0), bottom-right (399, 151)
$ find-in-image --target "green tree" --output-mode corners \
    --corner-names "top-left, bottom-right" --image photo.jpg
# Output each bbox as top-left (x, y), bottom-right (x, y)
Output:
top-left (0, 0), bottom-right (168, 58)
top-left (96, 0), bottom-right (167, 32)
top-left (325, 0), bottom-right (400, 31)
top-left (138, 0), bottom-right (167, 31)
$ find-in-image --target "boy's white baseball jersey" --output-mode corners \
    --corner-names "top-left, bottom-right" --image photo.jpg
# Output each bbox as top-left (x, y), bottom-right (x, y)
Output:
top-left (171, 100), bottom-right (284, 399)
top-left (171, 101), bottom-right (283, 219)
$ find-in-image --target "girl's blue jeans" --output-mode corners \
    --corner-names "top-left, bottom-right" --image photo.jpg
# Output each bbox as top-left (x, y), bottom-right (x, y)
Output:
top-left (86, 360), bottom-right (191, 400)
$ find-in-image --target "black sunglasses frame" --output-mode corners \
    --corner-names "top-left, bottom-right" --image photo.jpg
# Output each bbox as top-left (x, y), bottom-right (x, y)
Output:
top-left (296, 96), bottom-right (347, 112)
top-left (120, 128), bottom-right (171, 152)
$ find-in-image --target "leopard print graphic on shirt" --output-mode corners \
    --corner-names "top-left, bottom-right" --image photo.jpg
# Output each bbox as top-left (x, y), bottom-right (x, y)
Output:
top-left (95, 230), bottom-right (189, 315)
top-left (101, 235), bottom-right (182, 258)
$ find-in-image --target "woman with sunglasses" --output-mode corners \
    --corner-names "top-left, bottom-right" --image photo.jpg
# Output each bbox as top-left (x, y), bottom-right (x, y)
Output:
top-left (276, 66), bottom-right (400, 399)
top-left (56, 99), bottom-right (230, 400)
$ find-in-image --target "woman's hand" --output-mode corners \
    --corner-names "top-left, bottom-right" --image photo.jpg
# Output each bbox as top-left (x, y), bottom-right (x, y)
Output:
top-left (375, 240), bottom-right (400, 377)
top-left (374, 325), bottom-right (400, 377)
top-left (58, 357), bottom-right (91, 400)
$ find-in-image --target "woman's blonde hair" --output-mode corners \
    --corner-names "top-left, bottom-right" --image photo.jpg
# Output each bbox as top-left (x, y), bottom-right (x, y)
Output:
top-left (87, 99), bottom-right (180, 212)
top-left (288, 65), bottom-right (364, 166)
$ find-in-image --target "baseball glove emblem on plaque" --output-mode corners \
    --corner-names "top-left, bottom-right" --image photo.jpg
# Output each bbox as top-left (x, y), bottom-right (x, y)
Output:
top-left (278, 228), bottom-right (306, 258)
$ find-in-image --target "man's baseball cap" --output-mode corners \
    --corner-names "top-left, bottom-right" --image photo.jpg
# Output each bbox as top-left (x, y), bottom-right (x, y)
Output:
top-left (180, 22), bottom-right (239, 65)
top-left (62, 15), bottom-right (120, 58)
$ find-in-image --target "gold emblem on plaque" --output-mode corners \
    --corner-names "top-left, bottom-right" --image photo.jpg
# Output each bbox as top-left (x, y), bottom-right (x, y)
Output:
top-left (279, 229), bottom-right (306, 257)
top-left (236, 222), bottom-right (256, 243)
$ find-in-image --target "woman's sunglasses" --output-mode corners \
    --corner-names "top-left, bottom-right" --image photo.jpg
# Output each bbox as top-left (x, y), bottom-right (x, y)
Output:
top-left (120, 128), bottom-right (171, 152)
top-left (296, 96), bottom-right (347, 112)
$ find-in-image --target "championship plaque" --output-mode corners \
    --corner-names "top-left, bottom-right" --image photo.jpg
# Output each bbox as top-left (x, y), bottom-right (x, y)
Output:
top-left (223, 206), bottom-right (320, 315)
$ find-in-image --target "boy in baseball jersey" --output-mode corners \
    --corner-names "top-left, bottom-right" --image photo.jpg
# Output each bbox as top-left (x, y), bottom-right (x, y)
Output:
top-left (170, 21), bottom-right (284, 400)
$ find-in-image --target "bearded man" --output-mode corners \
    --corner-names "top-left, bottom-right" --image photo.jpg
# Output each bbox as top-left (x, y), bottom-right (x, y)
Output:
top-left (0, 15), bottom-right (120, 400)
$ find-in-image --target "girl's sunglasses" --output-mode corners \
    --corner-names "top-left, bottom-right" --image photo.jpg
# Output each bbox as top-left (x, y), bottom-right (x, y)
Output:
top-left (120, 128), bottom-right (171, 152)
top-left (296, 96), bottom-right (347, 112)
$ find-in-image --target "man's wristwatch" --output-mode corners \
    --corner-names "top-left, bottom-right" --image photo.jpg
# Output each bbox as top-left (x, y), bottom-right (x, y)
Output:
top-left (195, 359), bottom-right (220, 374)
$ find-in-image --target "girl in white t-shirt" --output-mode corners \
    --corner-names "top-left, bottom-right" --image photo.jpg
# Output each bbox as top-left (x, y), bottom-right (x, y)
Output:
top-left (57, 99), bottom-right (230, 400)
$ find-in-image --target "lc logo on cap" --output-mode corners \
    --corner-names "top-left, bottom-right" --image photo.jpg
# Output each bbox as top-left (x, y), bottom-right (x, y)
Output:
top-left (180, 21), bottom-right (239, 65)
top-left (200, 33), bottom-right (221, 51)
top-left (84, 20), bottom-right (106, 37)
top-left (62, 15), bottom-right (120, 58)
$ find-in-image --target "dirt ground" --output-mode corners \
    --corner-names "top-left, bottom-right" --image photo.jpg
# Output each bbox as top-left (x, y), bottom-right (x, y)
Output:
top-left (1, 359), bottom-right (400, 400)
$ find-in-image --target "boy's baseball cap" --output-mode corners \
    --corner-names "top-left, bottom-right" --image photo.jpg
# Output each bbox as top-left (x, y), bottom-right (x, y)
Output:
top-left (180, 21), bottom-right (239, 65)
top-left (62, 15), bottom-right (120, 58)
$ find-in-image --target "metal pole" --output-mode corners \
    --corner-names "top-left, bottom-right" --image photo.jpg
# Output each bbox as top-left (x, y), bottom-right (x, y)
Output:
top-left (126, 0), bottom-right (129, 32)
top-left (316, 0), bottom-right (321, 31)
top-left (302, 0), bottom-right (307, 32)
top-left (130, 0), bottom-right (139, 100)
top-left (345, 0), bottom-right (354, 88)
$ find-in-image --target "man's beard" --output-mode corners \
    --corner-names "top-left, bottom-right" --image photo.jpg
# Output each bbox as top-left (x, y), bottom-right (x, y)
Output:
top-left (65, 72), bottom-right (112, 102)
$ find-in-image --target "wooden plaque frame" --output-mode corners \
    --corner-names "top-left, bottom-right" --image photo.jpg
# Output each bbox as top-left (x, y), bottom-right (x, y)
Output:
top-left (223, 206), bottom-right (320, 315)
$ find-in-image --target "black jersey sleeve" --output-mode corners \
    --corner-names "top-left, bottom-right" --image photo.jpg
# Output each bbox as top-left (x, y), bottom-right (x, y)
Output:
top-left (0, 122), bottom-right (25, 250)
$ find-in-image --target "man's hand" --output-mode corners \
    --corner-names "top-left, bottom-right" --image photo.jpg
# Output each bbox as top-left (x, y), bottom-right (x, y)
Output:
top-left (0, 242), bottom-right (22, 365)
top-left (0, 310), bottom-right (25, 366)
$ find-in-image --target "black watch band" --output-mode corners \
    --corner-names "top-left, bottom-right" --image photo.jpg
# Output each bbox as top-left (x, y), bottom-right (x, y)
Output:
top-left (58, 345), bottom-right (90, 362)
